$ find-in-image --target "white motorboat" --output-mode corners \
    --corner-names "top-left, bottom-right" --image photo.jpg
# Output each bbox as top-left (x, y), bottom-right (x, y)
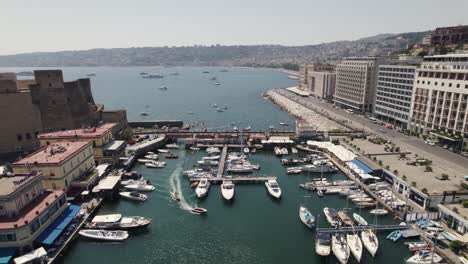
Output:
top-left (281, 148), bottom-right (288, 155)
top-left (406, 251), bottom-right (443, 264)
top-left (203, 155), bottom-right (220, 160)
top-left (245, 126), bottom-right (251, 131)
top-left (157, 149), bottom-right (169, 153)
top-left (138, 159), bottom-right (152, 163)
top-left (323, 207), bottom-right (340, 227)
top-left (166, 143), bottom-right (180, 149)
top-left (265, 179), bottom-right (282, 199)
top-left (287, 167), bottom-right (302, 174)
top-left (144, 154), bottom-right (159, 160)
top-left (190, 146), bottom-right (200, 151)
top-left (279, 122), bottom-right (289, 126)
top-left (251, 148), bottom-right (256, 153)
top-left (291, 147), bottom-right (298, 154)
top-left (315, 232), bottom-right (331, 256)
top-left (302, 164), bottom-right (337, 173)
top-left (124, 183), bottom-right (156, 192)
top-left (145, 161), bottom-right (166, 168)
top-left (348, 193), bottom-right (368, 199)
top-left (13, 247), bottom-right (48, 264)
top-left (120, 179), bottom-right (147, 186)
top-left (332, 233), bottom-right (350, 264)
top-left (171, 191), bottom-right (181, 202)
top-left (347, 233), bottom-right (363, 262)
top-left (79, 229), bottom-right (129, 242)
top-left (206, 147), bottom-right (221, 154)
top-left (353, 213), bottom-right (368, 226)
top-left (85, 214), bottom-right (151, 230)
top-left (221, 181), bottom-right (235, 201)
top-left (226, 164), bottom-right (253, 173)
top-left (195, 178), bottom-right (211, 198)
top-left (299, 206), bottom-right (315, 229)
top-left (361, 229), bottom-right (379, 257)
top-left (197, 160), bottom-right (219, 166)
top-left (370, 209), bottom-right (389, 215)
top-left (243, 147), bottom-right (250, 154)
top-left (191, 207), bottom-right (208, 215)
top-left (352, 197), bottom-right (374, 203)
top-left (274, 147), bottom-right (282, 156)
top-left (119, 191), bottom-right (147, 202)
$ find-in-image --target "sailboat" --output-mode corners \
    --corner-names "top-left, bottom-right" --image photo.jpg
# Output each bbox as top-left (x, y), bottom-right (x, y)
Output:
top-left (332, 233), bottom-right (350, 264)
top-left (299, 206), bottom-right (315, 229)
top-left (361, 229), bottom-right (379, 257)
top-left (347, 232), bottom-right (363, 262)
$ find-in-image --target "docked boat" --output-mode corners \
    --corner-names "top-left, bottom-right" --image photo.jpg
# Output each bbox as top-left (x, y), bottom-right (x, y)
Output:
top-left (144, 154), bottom-right (159, 160)
top-left (291, 147), bottom-right (298, 154)
top-left (274, 147), bottom-right (282, 156)
top-left (138, 158), bottom-right (152, 163)
top-left (370, 209), bottom-right (389, 215)
top-left (353, 213), bottom-right (368, 226)
top-left (265, 179), bottom-right (282, 199)
top-left (299, 183), bottom-right (315, 191)
top-left (197, 160), bottom-right (219, 166)
top-left (332, 233), bottom-right (350, 264)
top-left (352, 197), bottom-right (374, 203)
top-left (302, 164), bottom-right (337, 173)
top-left (323, 207), bottom-right (340, 227)
top-left (279, 122), bottom-right (289, 126)
top-left (317, 189), bottom-right (324, 197)
top-left (157, 149), bottom-right (169, 153)
top-left (120, 179), bottom-right (148, 186)
top-left (190, 181), bottom-right (199, 188)
top-left (287, 167), bottom-right (302, 174)
top-left (221, 181), bottom-right (235, 201)
top-left (190, 146), bottom-right (201, 151)
top-left (124, 183), bottom-right (156, 192)
top-left (206, 147), bottom-right (221, 154)
top-left (337, 210), bottom-right (354, 226)
top-left (119, 191), bottom-right (147, 202)
top-left (243, 147), bottom-right (250, 154)
top-left (171, 191), bottom-right (181, 202)
top-left (226, 164), bottom-right (253, 173)
top-left (406, 250), bottom-right (442, 264)
top-left (354, 201), bottom-right (377, 208)
top-left (315, 232), bottom-right (331, 256)
top-left (269, 125), bottom-right (275, 130)
top-left (145, 161), bottom-right (166, 168)
top-left (85, 214), bottom-right (151, 230)
top-left (191, 207), bottom-right (208, 215)
top-left (251, 148), bottom-right (256, 154)
top-left (245, 126), bottom-right (251, 131)
top-left (299, 206), bottom-right (315, 229)
top-left (203, 155), bottom-right (220, 160)
top-left (166, 143), bottom-right (180, 149)
top-left (347, 233), bottom-right (363, 262)
top-left (195, 178), bottom-right (211, 198)
top-left (281, 148), bottom-right (288, 155)
top-left (361, 229), bottom-right (378, 257)
top-left (165, 153), bottom-right (178, 159)
top-left (386, 230), bottom-right (402, 242)
top-left (79, 229), bottom-right (129, 242)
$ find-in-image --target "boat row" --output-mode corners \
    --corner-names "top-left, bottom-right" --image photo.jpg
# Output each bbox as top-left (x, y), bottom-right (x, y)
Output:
top-left (194, 178), bottom-right (235, 201)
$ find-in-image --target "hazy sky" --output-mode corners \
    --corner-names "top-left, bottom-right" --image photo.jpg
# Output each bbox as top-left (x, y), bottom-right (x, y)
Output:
top-left (1, 0), bottom-right (468, 55)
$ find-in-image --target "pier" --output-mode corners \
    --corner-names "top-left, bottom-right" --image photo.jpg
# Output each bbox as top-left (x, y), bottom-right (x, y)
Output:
top-left (316, 224), bottom-right (411, 234)
top-left (190, 176), bottom-right (277, 184)
top-left (216, 145), bottom-right (228, 178)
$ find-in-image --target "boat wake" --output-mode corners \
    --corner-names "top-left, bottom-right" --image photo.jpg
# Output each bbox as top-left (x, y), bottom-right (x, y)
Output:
top-left (168, 154), bottom-right (196, 212)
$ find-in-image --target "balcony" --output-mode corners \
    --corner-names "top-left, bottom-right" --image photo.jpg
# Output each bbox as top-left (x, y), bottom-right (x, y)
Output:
top-left (70, 169), bottom-right (99, 189)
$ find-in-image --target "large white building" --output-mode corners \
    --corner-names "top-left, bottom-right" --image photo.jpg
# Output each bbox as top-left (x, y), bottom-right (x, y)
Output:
top-left (298, 64), bottom-right (336, 101)
top-left (375, 64), bottom-right (417, 129)
top-left (409, 54), bottom-right (468, 151)
top-left (334, 57), bottom-right (382, 113)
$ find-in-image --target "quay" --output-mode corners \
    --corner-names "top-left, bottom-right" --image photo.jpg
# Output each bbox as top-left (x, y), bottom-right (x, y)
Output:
top-left (316, 224), bottom-right (411, 234)
top-left (216, 145), bottom-right (228, 178)
top-left (190, 176), bottom-right (277, 184)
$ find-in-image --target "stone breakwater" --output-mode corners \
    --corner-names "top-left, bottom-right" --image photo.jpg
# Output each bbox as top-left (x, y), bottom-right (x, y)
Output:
top-left (264, 89), bottom-right (347, 131)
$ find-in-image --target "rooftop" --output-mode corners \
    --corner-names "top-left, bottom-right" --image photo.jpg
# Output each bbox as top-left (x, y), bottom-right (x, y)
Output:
top-left (38, 123), bottom-right (116, 140)
top-left (0, 190), bottom-right (64, 230)
top-left (0, 171), bottom-right (43, 197)
top-left (14, 141), bottom-right (91, 166)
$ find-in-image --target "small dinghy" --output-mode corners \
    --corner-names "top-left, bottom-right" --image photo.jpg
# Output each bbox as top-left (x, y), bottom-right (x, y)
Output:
top-left (79, 229), bottom-right (129, 241)
top-left (299, 206), bottom-right (315, 229)
top-left (370, 209), bottom-right (388, 215)
top-left (191, 207), bottom-right (208, 215)
top-left (386, 230), bottom-right (402, 242)
top-left (171, 191), bottom-right (181, 202)
top-left (119, 191), bottom-right (147, 202)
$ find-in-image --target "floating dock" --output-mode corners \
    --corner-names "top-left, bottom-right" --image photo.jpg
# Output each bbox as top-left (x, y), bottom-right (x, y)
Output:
top-left (216, 145), bottom-right (228, 178)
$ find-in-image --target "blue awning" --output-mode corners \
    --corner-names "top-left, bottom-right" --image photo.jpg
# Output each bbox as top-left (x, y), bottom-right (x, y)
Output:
top-left (351, 159), bottom-right (373, 174)
top-left (36, 205), bottom-right (81, 245)
top-left (0, 247), bottom-right (17, 264)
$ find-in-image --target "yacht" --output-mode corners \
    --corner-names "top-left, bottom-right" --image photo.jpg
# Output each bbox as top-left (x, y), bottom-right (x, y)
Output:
top-left (361, 229), bottom-right (379, 257)
top-left (332, 233), bottom-right (350, 264)
top-left (145, 161), bottom-right (166, 168)
top-left (79, 230), bottom-right (129, 242)
top-left (302, 163), bottom-right (337, 173)
top-left (406, 251), bottom-right (442, 264)
top-left (119, 191), bottom-right (147, 202)
top-left (197, 160), bottom-right (219, 166)
top-left (323, 207), bottom-right (340, 227)
top-left (124, 183), bottom-right (156, 192)
top-left (166, 143), bottom-right (180, 149)
top-left (221, 181), bottom-right (235, 201)
top-left (226, 164), bottom-right (253, 173)
top-left (315, 232), bottom-right (331, 256)
top-left (274, 147), bottom-right (283, 156)
top-left (291, 147), bottom-right (298, 154)
top-left (195, 178), bottom-right (211, 198)
top-left (144, 154), bottom-right (159, 160)
top-left (299, 206), bottom-right (315, 229)
top-left (265, 179), bottom-right (282, 199)
top-left (347, 232), bottom-right (363, 262)
top-left (287, 167), bottom-right (302, 174)
top-left (85, 214), bottom-right (151, 230)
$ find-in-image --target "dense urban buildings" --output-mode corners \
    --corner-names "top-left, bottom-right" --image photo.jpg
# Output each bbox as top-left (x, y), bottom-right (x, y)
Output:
top-left (0, 70), bottom-right (128, 157)
top-left (374, 60), bottom-right (419, 129)
top-left (430, 25), bottom-right (468, 46)
top-left (333, 57), bottom-right (382, 113)
top-left (409, 54), bottom-right (468, 149)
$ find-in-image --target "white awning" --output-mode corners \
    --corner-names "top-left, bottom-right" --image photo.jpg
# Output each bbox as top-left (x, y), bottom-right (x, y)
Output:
top-left (14, 247), bottom-right (47, 264)
top-left (91, 214), bottom-right (122, 223)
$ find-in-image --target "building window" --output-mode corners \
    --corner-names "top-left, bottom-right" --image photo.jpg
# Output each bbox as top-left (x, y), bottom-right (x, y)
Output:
top-left (26, 133), bottom-right (31, 140)
top-left (456, 84), bottom-right (460, 88)
top-left (49, 203), bottom-right (59, 216)
top-left (449, 83), bottom-right (452, 87)
top-left (40, 211), bottom-right (50, 225)
top-left (0, 234), bottom-right (16, 242)
top-left (17, 134), bottom-right (22, 141)
top-left (30, 219), bottom-right (41, 234)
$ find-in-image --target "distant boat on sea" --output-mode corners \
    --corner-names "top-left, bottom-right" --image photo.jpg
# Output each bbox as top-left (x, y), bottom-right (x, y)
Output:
top-left (86, 73), bottom-right (96, 77)
top-left (213, 82), bottom-right (221, 86)
top-left (169, 72), bottom-right (179, 76)
top-left (139, 72), bottom-right (148, 75)
top-left (202, 71), bottom-right (210, 74)
top-left (143, 74), bottom-right (164, 79)
top-left (220, 69), bottom-right (228, 72)
top-left (158, 85), bottom-right (168, 90)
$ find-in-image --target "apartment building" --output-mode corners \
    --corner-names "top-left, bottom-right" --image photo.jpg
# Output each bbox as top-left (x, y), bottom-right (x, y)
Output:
top-left (375, 64), bottom-right (417, 129)
top-left (409, 54), bottom-right (468, 150)
top-left (13, 141), bottom-right (95, 190)
top-left (334, 57), bottom-right (382, 113)
top-left (298, 64), bottom-right (336, 102)
top-left (430, 25), bottom-right (468, 46)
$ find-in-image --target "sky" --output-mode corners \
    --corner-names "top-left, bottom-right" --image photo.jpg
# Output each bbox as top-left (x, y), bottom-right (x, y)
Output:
top-left (1, 0), bottom-right (468, 55)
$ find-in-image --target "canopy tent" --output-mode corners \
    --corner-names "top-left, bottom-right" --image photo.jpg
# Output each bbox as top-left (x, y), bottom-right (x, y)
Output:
top-left (351, 159), bottom-right (373, 174)
top-left (14, 247), bottom-right (47, 264)
top-left (35, 205), bottom-right (81, 245)
top-left (0, 248), bottom-right (17, 264)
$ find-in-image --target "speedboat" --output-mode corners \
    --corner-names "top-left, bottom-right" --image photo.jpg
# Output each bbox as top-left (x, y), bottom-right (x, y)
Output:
top-left (143, 74), bottom-right (164, 79)
top-left (85, 214), bottom-right (151, 230)
top-left (299, 206), bottom-right (315, 229)
top-left (406, 250), bottom-right (442, 263)
top-left (171, 191), bottom-right (181, 202)
top-left (287, 167), bottom-right (302, 174)
top-left (347, 233), bottom-right (363, 262)
top-left (157, 149), bottom-right (169, 153)
top-left (281, 148), bottom-right (288, 155)
top-left (337, 210), bottom-right (354, 226)
top-left (144, 154), bottom-right (159, 160)
top-left (226, 164), bottom-right (253, 173)
top-left (166, 143), bottom-right (180, 149)
top-left (158, 85), bottom-right (168, 90)
top-left (165, 153), bottom-right (178, 159)
top-left (140, 112), bottom-right (149, 116)
top-left (221, 181), bottom-right (235, 201)
top-left (370, 209), bottom-right (389, 215)
top-left (302, 164), bottom-right (337, 173)
top-left (323, 207), bottom-right (340, 227)
top-left (243, 147), bottom-right (250, 154)
top-left (195, 178), bottom-right (211, 198)
top-left (386, 230), bottom-right (402, 242)
top-left (124, 183), bottom-right (156, 192)
top-left (119, 191), bottom-right (147, 202)
top-left (138, 158), bottom-right (152, 163)
top-left (251, 148), bottom-right (256, 154)
top-left (352, 197), bottom-right (374, 203)
top-left (332, 233), bottom-right (350, 264)
top-left (353, 213), bottom-right (368, 226)
top-left (191, 207), bottom-right (208, 215)
top-left (79, 229), bottom-right (129, 242)
top-left (361, 229), bottom-right (378, 257)
top-left (315, 232), bottom-right (331, 256)
top-left (265, 179), bottom-right (282, 199)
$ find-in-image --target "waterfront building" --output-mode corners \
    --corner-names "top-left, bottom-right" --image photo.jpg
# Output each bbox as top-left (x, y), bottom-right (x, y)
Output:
top-left (375, 62), bottom-right (419, 129)
top-left (0, 170), bottom-right (71, 254)
top-left (12, 141), bottom-right (95, 191)
top-left (438, 204), bottom-right (468, 234)
top-left (0, 70), bottom-right (128, 157)
top-left (409, 54), bottom-right (468, 150)
top-left (298, 64), bottom-right (335, 101)
top-left (430, 25), bottom-right (468, 46)
top-left (333, 57), bottom-right (382, 113)
top-left (37, 123), bottom-right (125, 165)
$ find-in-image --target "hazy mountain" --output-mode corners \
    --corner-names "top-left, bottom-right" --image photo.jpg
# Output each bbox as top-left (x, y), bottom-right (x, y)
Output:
top-left (0, 31), bottom-right (429, 67)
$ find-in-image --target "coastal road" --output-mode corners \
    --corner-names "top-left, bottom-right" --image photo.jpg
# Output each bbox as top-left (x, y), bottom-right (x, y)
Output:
top-left (276, 89), bottom-right (468, 176)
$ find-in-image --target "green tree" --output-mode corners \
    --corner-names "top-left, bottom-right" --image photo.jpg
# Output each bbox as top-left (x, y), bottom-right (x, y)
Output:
top-left (449, 240), bottom-right (463, 253)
